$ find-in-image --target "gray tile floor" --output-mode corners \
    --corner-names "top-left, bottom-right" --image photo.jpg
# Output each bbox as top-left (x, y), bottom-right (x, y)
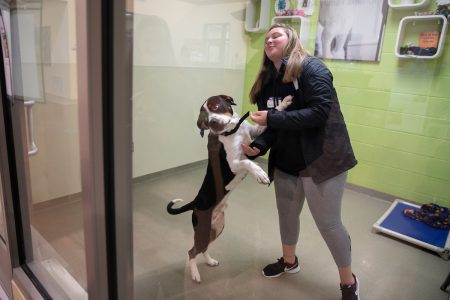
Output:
top-left (133, 162), bottom-right (450, 300)
top-left (33, 161), bottom-right (450, 299)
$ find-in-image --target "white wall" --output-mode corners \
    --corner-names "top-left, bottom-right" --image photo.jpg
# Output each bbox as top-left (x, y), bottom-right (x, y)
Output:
top-left (27, 0), bottom-right (80, 204)
top-left (132, 0), bottom-right (248, 177)
top-left (25, 0), bottom-right (249, 203)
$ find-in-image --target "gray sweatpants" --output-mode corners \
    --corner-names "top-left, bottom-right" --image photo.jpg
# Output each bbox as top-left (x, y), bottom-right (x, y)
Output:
top-left (274, 168), bottom-right (351, 268)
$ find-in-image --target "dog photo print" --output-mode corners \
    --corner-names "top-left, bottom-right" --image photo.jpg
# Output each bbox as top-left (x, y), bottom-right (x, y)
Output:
top-left (315, 0), bottom-right (389, 62)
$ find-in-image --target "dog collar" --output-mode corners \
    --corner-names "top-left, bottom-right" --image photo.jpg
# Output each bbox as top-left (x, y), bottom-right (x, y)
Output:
top-left (222, 111), bottom-right (250, 136)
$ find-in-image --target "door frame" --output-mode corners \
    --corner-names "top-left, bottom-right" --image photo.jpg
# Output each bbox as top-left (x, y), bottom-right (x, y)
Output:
top-left (0, 0), bottom-right (133, 298)
top-left (76, 0), bottom-right (133, 298)
top-left (0, 53), bottom-right (14, 299)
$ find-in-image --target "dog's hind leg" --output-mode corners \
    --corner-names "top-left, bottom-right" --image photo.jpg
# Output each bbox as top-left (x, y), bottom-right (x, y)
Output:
top-left (203, 252), bottom-right (219, 266)
top-left (188, 209), bottom-right (213, 283)
top-left (188, 254), bottom-right (201, 283)
top-left (188, 248), bottom-right (203, 283)
top-left (188, 250), bottom-right (219, 282)
top-left (204, 209), bottom-right (225, 267)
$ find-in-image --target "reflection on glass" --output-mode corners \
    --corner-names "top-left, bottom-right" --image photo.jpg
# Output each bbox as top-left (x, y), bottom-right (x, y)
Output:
top-left (10, 0), bottom-right (86, 297)
top-left (0, 170), bottom-right (6, 243)
top-left (0, 8), bottom-right (12, 247)
top-left (132, 1), bottom-right (247, 298)
top-left (132, 1), bottom-right (247, 177)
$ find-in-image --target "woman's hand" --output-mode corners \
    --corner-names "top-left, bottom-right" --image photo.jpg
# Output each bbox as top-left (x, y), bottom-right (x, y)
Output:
top-left (241, 144), bottom-right (260, 157)
top-left (250, 111), bottom-right (268, 126)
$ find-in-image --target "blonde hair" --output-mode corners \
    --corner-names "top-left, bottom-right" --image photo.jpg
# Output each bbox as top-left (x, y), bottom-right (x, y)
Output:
top-left (249, 23), bottom-right (310, 104)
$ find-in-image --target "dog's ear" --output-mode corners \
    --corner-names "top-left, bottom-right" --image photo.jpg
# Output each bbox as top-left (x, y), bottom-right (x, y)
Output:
top-left (197, 106), bottom-right (209, 138)
top-left (220, 95), bottom-right (236, 106)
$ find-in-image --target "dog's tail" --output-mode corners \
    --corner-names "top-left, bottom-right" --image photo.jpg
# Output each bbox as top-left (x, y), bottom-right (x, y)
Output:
top-left (167, 198), bottom-right (195, 215)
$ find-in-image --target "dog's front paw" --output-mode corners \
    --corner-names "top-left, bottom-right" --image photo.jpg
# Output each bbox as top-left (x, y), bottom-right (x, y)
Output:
top-left (225, 173), bottom-right (246, 191)
top-left (225, 181), bottom-right (237, 191)
top-left (225, 183), bottom-right (233, 191)
top-left (255, 169), bottom-right (270, 185)
top-left (276, 95), bottom-right (293, 111)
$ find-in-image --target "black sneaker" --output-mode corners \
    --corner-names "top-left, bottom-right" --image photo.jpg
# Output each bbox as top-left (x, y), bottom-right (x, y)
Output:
top-left (341, 274), bottom-right (360, 300)
top-left (262, 256), bottom-right (300, 278)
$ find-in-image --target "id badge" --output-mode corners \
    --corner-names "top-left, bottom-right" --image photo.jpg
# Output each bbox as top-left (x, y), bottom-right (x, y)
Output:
top-left (267, 97), bottom-right (275, 109)
top-left (276, 97), bottom-right (282, 107)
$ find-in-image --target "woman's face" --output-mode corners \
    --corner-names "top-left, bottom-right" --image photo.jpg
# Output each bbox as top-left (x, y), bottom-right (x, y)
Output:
top-left (264, 27), bottom-right (289, 63)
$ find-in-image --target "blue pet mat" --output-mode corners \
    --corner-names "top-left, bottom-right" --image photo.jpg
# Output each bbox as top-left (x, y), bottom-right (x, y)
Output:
top-left (373, 199), bottom-right (450, 260)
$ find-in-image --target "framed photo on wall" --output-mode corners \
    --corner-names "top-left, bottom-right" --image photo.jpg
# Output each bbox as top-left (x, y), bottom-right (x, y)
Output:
top-left (315, 0), bottom-right (389, 62)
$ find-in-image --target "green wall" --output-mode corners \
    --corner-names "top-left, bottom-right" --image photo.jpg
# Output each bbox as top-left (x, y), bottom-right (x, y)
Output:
top-left (243, 1), bottom-right (450, 207)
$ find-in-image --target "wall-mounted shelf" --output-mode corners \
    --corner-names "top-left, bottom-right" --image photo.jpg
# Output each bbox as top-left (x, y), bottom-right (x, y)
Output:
top-left (388, 0), bottom-right (430, 10)
top-left (272, 15), bottom-right (310, 47)
top-left (394, 15), bottom-right (448, 59)
top-left (245, 0), bottom-right (271, 33)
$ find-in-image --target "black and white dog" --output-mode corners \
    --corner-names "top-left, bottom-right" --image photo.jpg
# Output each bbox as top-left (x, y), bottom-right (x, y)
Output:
top-left (167, 94), bottom-right (292, 283)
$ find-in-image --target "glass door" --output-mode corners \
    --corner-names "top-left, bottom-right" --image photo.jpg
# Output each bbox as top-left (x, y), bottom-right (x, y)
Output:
top-left (0, 0), bottom-right (133, 298)
top-left (0, 169), bottom-right (12, 299)
top-left (131, 1), bottom-right (248, 298)
top-left (0, 2), bottom-right (15, 298)
top-left (1, 0), bottom-right (88, 298)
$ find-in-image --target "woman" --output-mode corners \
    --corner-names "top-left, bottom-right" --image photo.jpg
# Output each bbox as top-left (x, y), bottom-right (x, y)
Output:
top-left (242, 23), bottom-right (360, 300)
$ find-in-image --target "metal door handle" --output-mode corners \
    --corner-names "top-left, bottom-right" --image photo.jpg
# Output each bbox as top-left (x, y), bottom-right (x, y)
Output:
top-left (24, 99), bottom-right (38, 155)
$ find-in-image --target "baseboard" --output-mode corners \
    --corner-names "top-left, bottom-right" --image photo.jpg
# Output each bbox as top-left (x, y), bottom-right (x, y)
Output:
top-left (345, 183), bottom-right (398, 203)
top-left (34, 159), bottom-right (401, 210)
top-left (33, 193), bottom-right (82, 212)
top-left (132, 159), bottom-right (208, 183)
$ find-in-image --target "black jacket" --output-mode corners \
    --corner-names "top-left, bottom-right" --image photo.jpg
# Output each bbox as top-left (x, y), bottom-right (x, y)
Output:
top-left (250, 56), bottom-right (357, 184)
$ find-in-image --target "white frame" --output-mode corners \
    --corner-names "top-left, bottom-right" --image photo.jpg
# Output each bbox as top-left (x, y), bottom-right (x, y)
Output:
top-left (245, 0), bottom-right (271, 33)
top-left (76, 0), bottom-right (133, 299)
top-left (372, 199), bottom-right (450, 260)
top-left (0, 0), bottom-right (133, 298)
top-left (388, 0), bottom-right (430, 10)
top-left (394, 15), bottom-right (448, 59)
top-left (272, 15), bottom-right (310, 49)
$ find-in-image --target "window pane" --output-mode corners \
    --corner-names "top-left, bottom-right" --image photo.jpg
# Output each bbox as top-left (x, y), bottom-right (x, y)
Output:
top-left (0, 169), bottom-right (6, 243)
top-left (132, 1), bottom-right (247, 298)
top-left (130, 1), bottom-right (450, 300)
top-left (8, 0), bottom-right (87, 297)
